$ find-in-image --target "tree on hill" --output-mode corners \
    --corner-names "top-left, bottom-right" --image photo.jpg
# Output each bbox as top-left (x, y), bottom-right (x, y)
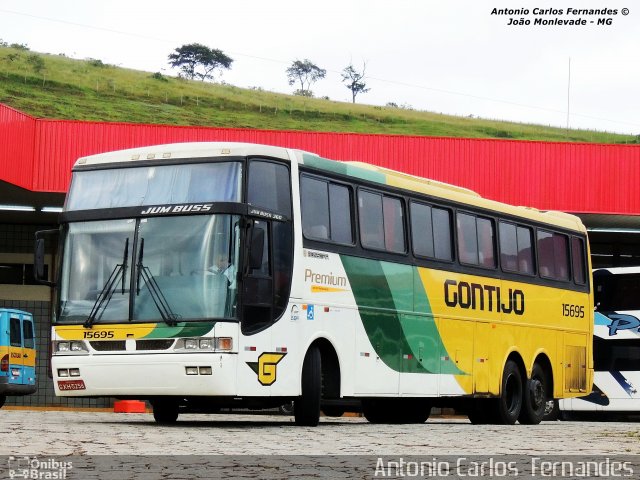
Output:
top-left (168, 43), bottom-right (233, 82)
top-left (341, 62), bottom-right (370, 104)
top-left (286, 59), bottom-right (326, 97)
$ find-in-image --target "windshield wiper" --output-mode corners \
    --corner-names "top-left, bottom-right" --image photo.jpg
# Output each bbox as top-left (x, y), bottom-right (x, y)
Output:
top-left (84, 238), bottom-right (129, 329)
top-left (135, 237), bottom-right (180, 326)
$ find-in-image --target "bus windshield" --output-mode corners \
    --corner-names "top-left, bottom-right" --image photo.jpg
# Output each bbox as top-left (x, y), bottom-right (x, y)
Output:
top-left (65, 162), bottom-right (242, 210)
top-left (58, 214), bottom-right (241, 324)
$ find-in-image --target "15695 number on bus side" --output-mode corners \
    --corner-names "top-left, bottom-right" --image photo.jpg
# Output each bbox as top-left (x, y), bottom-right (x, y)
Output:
top-left (562, 304), bottom-right (585, 318)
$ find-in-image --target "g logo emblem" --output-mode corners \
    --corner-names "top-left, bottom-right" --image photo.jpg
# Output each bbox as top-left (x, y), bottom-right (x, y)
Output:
top-left (247, 352), bottom-right (287, 386)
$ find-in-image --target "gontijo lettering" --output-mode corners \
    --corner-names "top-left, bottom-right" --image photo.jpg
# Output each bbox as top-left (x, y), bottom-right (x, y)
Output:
top-left (444, 279), bottom-right (525, 315)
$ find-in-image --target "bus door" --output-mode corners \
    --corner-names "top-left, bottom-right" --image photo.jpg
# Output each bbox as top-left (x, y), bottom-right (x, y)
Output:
top-left (238, 158), bottom-right (295, 396)
top-left (237, 219), bottom-right (276, 395)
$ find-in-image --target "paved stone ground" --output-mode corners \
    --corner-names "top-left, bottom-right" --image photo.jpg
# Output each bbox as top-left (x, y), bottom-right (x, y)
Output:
top-left (1, 410), bottom-right (639, 456)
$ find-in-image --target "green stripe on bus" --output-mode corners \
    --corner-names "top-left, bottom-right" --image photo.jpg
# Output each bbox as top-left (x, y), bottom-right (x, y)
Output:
top-left (302, 153), bottom-right (387, 184)
top-left (341, 255), bottom-right (464, 375)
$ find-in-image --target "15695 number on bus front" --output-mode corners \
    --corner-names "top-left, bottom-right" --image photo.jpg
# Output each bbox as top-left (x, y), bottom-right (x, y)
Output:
top-left (83, 330), bottom-right (115, 339)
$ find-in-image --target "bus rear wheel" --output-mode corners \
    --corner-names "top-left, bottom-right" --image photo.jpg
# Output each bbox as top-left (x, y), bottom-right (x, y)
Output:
top-left (519, 363), bottom-right (548, 425)
top-left (294, 346), bottom-right (322, 426)
top-left (496, 360), bottom-right (523, 424)
top-left (152, 399), bottom-right (179, 424)
top-left (0, 395), bottom-right (5, 409)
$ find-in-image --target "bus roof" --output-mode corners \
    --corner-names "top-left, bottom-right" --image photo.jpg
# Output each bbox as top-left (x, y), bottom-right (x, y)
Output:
top-left (75, 142), bottom-right (586, 233)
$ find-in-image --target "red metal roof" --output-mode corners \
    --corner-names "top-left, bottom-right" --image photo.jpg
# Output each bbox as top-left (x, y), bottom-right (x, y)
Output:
top-left (2, 103), bottom-right (639, 215)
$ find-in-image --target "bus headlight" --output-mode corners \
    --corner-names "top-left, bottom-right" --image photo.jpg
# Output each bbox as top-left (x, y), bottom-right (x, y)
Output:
top-left (70, 341), bottom-right (88, 352)
top-left (175, 337), bottom-right (232, 351)
top-left (54, 341), bottom-right (88, 354)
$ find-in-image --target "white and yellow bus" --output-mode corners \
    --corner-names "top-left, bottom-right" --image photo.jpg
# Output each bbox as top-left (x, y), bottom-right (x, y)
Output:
top-left (36, 142), bottom-right (593, 426)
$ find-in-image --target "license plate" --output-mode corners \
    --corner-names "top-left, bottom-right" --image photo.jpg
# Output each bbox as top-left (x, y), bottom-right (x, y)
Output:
top-left (58, 379), bottom-right (86, 391)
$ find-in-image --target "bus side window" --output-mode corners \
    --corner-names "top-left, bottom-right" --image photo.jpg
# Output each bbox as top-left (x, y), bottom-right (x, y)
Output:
top-left (358, 189), bottom-right (405, 253)
top-left (499, 222), bottom-right (534, 275)
top-left (9, 317), bottom-right (21, 347)
top-left (537, 230), bottom-right (569, 281)
top-left (571, 237), bottom-right (586, 285)
top-left (23, 320), bottom-right (35, 349)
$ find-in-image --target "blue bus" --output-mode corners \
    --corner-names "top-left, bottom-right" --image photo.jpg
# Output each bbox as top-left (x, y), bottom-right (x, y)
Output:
top-left (0, 309), bottom-right (36, 408)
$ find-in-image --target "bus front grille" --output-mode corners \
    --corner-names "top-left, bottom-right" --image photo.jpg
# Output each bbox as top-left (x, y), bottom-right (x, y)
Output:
top-left (136, 339), bottom-right (175, 351)
top-left (90, 341), bottom-right (126, 351)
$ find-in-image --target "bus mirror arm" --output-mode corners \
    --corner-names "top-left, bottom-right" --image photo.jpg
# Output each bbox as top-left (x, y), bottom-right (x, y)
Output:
top-left (34, 229), bottom-right (59, 287)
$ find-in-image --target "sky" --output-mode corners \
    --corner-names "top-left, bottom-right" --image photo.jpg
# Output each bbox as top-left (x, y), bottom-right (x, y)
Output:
top-left (0, 0), bottom-right (638, 134)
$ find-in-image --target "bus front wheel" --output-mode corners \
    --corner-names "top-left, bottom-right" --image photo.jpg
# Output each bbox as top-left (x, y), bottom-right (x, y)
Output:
top-left (519, 363), bottom-right (548, 425)
top-left (496, 360), bottom-right (523, 425)
top-left (294, 346), bottom-right (322, 426)
top-left (152, 399), bottom-right (179, 424)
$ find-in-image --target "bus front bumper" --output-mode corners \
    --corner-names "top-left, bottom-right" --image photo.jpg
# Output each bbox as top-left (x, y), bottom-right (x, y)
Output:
top-left (52, 353), bottom-right (238, 397)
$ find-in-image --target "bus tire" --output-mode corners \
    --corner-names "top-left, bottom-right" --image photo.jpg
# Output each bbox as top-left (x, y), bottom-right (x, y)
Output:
top-left (152, 400), bottom-right (179, 424)
top-left (519, 363), bottom-right (547, 425)
top-left (0, 395), bottom-right (5, 409)
top-left (496, 360), bottom-right (523, 425)
top-left (294, 346), bottom-right (322, 426)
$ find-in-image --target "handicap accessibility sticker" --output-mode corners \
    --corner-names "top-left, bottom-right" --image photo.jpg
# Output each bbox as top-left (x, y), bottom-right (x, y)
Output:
top-left (306, 305), bottom-right (315, 320)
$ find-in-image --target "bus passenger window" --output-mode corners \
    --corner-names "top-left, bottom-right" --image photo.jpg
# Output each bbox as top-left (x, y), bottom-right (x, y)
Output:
top-left (516, 226), bottom-right (534, 274)
top-left (571, 237), bottom-right (586, 285)
top-left (411, 202), bottom-right (453, 261)
top-left (457, 213), bottom-right (495, 268)
top-left (477, 218), bottom-right (495, 268)
top-left (329, 184), bottom-right (353, 244)
top-left (457, 213), bottom-right (478, 265)
top-left (499, 222), bottom-right (518, 272)
top-left (411, 202), bottom-right (435, 258)
top-left (433, 207), bottom-right (453, 261)
top-left (359, 190), bottom-right (405, 253)
top-left (359, 191), bottom-right (385, 250)
top-left (383, 196), bottom-right (405, 253)
top-left (499, 222), bottom-right (534, 275)
top-left (537, 230), bottom-right (569, 281)
top-left (301, 176), bottom-right (330, 240)
top-left (300, 176), bottom-right (353, 244)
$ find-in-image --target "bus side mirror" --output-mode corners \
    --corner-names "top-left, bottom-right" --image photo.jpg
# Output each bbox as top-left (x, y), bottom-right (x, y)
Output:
top-left (249, 227), bottom-right (265, 270)
top-left (34, 229), bottom-right (58, 287)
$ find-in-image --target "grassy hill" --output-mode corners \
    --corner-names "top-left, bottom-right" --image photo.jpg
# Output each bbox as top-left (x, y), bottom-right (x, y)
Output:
top-left (0, 45), bottom-right (637, 144)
